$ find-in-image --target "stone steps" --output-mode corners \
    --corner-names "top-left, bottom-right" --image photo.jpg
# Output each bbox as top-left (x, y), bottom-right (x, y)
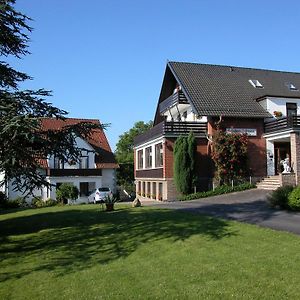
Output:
top-left (256, 176), bottom-right (281, 190)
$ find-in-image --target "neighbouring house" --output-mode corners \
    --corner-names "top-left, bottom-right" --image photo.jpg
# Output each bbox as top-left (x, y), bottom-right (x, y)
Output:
top-left (2, 118), bottom-right (118, 202)
top-left (134, 61), bottom-right (300, 201)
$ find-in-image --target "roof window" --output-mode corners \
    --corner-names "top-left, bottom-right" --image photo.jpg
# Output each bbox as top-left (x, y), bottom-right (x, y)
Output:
top-left (249, 79), bottom-right (263, 88)
top-left (286, 82), bottom-right (298, 91)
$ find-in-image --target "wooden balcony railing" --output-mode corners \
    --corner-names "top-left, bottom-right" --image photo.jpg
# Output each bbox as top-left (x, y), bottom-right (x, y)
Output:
top-left (264, 116), bottom-right (300, 134)
top-left (47, 168), bottom-right (102, 177)
top-left (159, 91), bottom-right (189, 114)
top-left (134, 121), bottom-right (207, 145)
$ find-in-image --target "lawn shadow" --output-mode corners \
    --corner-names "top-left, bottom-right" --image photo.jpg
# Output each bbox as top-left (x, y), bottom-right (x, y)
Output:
top-left (0, 206), bottom-right (235, 282)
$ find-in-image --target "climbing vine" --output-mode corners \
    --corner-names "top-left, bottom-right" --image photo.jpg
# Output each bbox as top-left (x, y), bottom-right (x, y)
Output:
top-left (212, 128), bottom-right (249, 184)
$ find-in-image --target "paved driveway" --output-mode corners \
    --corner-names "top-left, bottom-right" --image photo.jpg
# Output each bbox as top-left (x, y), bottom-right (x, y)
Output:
top-left (142, 189), bottom-right (300, 236)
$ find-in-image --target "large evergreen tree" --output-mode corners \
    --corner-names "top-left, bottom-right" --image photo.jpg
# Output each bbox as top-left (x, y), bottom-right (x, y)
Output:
top-left (173, 132), bottom-right (196, 195)
top-left (0, 0), bottom-right (103, 194)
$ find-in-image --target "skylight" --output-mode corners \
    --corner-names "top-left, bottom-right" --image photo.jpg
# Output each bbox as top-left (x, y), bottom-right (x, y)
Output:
top-left (249, 79), bottom-right (263, 88)
top-left (288, 83), bottom-right (298, 91)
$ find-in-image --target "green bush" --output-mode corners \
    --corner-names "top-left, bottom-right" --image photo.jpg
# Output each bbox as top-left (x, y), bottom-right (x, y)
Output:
top-left (288, 186), bottom-right (300, 211)
top-left (56, 183), bottom-right (79, 203)
top-left (31, 196), bottom-right (44, 208)
top-left (179, 183), bottom-right (256, 201)
top-left (45, 198), bottom-right (57, 207)
top-left (268, 186), bottom-right (294, 209)
top-left (0, 191), bottom-right (7, 208)
top-left (32, 197), bottom-right (58, 208)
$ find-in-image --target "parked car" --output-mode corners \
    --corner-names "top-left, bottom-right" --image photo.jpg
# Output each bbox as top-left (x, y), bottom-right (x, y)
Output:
top-left (88, 187), bottom-right (112, 204)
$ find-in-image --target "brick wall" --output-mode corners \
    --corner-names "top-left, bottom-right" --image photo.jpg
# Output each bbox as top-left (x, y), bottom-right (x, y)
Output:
top-left (290, 133), bottom-right (300, 184)
top-left (209, 117), bottom-right (267, 177)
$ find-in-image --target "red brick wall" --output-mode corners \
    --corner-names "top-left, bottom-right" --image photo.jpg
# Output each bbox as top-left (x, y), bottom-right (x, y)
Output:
top-left (209, 117), bottom-right (267, 177)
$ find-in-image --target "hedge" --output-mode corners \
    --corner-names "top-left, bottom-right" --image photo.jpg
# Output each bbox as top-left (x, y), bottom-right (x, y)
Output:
top-left (179, 183), bottom-right (256, 201)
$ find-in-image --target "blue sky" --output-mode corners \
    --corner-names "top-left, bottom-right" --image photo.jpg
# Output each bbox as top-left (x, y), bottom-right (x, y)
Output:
top-left (9, 0), bottom-right (300, 150)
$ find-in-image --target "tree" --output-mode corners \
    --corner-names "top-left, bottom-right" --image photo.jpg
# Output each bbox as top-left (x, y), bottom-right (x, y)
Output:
top-left (0, 0), bottom-right (104, 194)
top-left (56, 183), bottom-right (79, 204)
top-left (115, 121), bottom-right (153, 192)
top-left (173, 132), bottom-right (196, 195)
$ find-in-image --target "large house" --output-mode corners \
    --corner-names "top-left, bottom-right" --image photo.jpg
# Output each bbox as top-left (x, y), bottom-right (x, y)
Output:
top-left (134, 61), bottom-right (300, 201)
top-left (2, 118), bottom-right (118, 202)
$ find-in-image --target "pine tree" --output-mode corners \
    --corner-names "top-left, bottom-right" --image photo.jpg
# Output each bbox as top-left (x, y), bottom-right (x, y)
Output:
top-left (0, 1), bottom-right (104, 194)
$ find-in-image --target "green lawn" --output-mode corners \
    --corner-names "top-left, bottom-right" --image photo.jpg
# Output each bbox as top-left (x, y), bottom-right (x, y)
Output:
top-left (1, 204), bottom-right (300, 299)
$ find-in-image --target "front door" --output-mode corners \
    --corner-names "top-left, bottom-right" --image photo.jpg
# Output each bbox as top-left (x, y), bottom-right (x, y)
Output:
top-left (274, 142), bottom-right (290, 174)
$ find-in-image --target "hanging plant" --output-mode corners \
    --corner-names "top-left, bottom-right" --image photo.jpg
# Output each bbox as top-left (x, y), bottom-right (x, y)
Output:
top-left (273, 111), bottom-right (282, 118)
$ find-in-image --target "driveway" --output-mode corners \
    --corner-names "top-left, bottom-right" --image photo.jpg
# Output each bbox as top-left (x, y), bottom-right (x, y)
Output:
top-left (142, 189), bottom-right (300, 236)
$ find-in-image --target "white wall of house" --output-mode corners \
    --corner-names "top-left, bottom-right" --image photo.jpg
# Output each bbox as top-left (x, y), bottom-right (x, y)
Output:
top-left (101, 169), bottom-right (117, 193)
top-left (48, 137), bottom-right (95, 169)
top-left (259, 97), bottom-right (300, 118)
top-left (165, 104), bottom-right (208, 123)
top-left (47, 176), bottom-right (102, 203)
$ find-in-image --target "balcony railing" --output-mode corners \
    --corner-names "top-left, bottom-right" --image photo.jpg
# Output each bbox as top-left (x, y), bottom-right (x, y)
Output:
top-left (264, 116), bottom-right (300, 134)
top-left (47, 168), bottom-right (102, 177)
top-left (134, 121), bottom-right (207, 145)
top-left (159, 91), bottom-right (189, 114)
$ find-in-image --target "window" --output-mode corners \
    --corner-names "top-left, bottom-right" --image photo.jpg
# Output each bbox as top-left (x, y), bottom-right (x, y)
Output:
top-left (145, 146), bottom-right (152, 168)
top-left (80, 156), bottom-right (89, 169)
top-left (249, 79), bottom-right (263, 88)
top-left (54, 157), bottom-right (64, 169)
top-left (155, 143), bottom-right (163, 167)
top-left (286, 83), bottom-right (298, 91)
top-left (137, 150), bottom-right (143, 169)
top-left (286, 103), bottom-right (297, 118)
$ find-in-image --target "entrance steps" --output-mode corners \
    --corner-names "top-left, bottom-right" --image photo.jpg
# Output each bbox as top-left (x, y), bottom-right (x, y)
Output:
top-left (256, 175), bottom-right (281, 190)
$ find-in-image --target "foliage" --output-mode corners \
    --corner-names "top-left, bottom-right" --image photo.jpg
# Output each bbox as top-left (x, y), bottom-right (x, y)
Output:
top-left (0, 191), bottom-right (7, 208)
top-left (104, 194), bottom-right (119, 204)
top-left (115, 121), bottom-right (153, 189)
top-left (268, 186), bottom-right (294, 209)
top-left (288, 186), bottom-right (300, 211)
top-left (212, 126), bottom-right (249, 184)
top-left (56, 183), bottom-right (79, 203)
top-left (32, 197), bottom-right (57, 208)
top-left (0, 0), bottom-right (105, 195)
top-left (0, 194), bottom-right (27, 209)
top-left (173, 132), bottom-right (196, 195)
top-left (179, 183), bottom-right (256, 201)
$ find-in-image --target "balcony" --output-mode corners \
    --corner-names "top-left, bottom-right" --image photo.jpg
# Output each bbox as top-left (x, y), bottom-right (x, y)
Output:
top-left (159, 91), bottom-right (189, 114)
top-left (264, 116), bottom-right (300, 134)
top-left (47, 168), bottom-right (103, 177)
top-left (134, 121), bottom-right (207, 145)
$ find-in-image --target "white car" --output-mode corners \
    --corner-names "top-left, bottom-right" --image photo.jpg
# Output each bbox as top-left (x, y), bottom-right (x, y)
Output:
top-left (88, 187), bottom-right (112, 204)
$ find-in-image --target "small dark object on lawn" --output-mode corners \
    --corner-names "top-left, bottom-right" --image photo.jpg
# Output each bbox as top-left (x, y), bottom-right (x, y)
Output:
top-left (132, 198), bottom-right (141, 207)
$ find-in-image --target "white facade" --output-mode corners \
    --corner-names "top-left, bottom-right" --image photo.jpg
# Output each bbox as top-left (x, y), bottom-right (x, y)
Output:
top-left (259, 97), bottom-right (300, 118)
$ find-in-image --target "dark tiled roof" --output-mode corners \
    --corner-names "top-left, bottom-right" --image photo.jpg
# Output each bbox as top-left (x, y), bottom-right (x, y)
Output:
top-left (168, 61), bottom-right (300, 118)
top-left (40, 118), bottom-right (118, 169)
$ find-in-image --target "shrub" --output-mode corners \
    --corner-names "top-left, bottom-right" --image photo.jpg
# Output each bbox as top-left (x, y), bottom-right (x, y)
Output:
top-left (179, 183), bottom-right (256, 201)
top-left (268, 186), bottom-right (294, 209)
top-left (212, 126), bottom-right (249, 185)
top-left (0, 191), bottom-right (7, 208)
top-left (45, 198), bottom-right (57, 207)
top-left (288, 186), bottom-right (300, 211)
top-left (56, 183), bottom-right (79, 203)
top-left (32, 197), bottom-right (58, 208)
top-left (31, 196), bottom-right (44, 208)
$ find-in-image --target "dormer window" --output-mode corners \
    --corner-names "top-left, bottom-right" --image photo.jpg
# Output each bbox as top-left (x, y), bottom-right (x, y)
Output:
top-left (249, 79), bottom-right (263, 88)
top-left (286, 82), bottom-right (298, 91)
